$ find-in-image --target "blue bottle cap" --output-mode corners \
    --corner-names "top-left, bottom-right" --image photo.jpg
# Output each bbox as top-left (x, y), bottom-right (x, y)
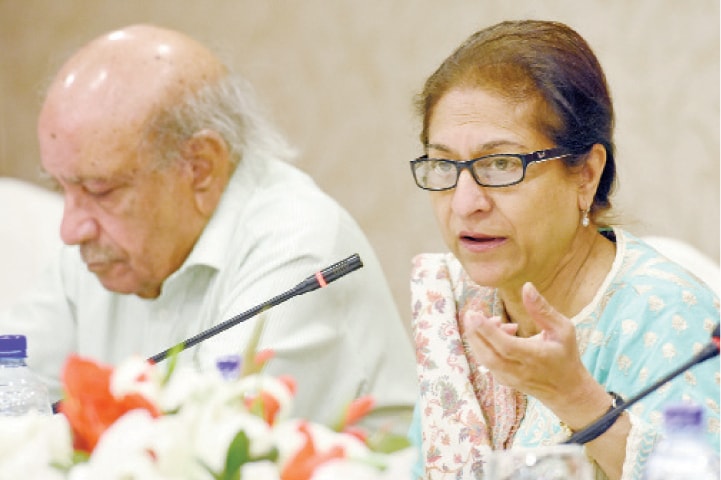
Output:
top-left (216, 354), bottom-right (242, 380)
top-left (0, 335), bottom-right (27, 358)
top-left (664, 402), bottom-right (704, 430)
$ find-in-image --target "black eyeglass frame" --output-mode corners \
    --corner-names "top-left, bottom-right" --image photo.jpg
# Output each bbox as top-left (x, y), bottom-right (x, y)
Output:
top-left (410, 146), bottom-right (578, 191)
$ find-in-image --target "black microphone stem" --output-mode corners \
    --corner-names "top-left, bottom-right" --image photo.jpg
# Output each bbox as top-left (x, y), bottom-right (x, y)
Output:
top-left (565, 339), bottom-right (720, 445)
top-left (147, 253), bottom-right (363, 364)
top-left (148, 289), bottom-right (290, 364)
top-left (51, 254), bottom-right (363, 414)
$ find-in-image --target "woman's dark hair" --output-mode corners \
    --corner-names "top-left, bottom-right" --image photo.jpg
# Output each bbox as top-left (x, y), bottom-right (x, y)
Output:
top-left (416, 20), bottom-right (616, 218)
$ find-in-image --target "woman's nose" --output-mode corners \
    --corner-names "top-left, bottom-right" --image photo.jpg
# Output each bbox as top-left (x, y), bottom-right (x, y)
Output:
top-left (450, 169), bottom-right (493, 217)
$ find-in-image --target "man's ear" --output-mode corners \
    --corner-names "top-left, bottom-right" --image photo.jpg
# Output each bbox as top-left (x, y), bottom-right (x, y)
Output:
top-left (577, 143), bottom-right (606, 211)
top-left (182, 129), bottom-right (232, 216)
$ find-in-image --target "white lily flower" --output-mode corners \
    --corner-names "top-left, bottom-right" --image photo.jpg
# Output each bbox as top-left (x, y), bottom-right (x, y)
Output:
top-left (8, 354), bottom-right (412, 479)
top-left (0, 412), bottom-right (72, 480)
top-left (110, 355), bottom-right (163, 405)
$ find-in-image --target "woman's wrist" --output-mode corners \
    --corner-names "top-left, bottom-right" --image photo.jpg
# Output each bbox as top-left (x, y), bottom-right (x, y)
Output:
top-left (559, 391), bottom-right (624, 436)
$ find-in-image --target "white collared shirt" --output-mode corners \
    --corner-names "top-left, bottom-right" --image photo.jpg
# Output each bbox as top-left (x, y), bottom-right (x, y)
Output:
top-left (0, 155), bottom-right (418, 431)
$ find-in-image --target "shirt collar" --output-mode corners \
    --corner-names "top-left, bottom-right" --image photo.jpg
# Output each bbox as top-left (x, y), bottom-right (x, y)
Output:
top-left (173, 157), bottom-right (264, 275)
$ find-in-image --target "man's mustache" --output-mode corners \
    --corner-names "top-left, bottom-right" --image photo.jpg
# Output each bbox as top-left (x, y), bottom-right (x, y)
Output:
top-left (80, 244), bottom-right (121, 264)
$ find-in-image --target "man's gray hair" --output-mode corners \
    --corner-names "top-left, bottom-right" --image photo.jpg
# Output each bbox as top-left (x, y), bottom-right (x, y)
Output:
top-left (145, 73), bottom-right (296, 168)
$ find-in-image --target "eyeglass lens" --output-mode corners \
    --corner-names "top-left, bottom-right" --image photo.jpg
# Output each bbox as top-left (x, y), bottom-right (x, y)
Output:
top-left (414, 155), bottom-right (525, 189)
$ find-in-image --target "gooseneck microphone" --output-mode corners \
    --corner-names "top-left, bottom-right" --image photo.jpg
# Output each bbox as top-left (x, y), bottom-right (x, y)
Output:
top-left (147, 253), bottom-right (363, 364)
top-left (51, 254), bottom-right (363, 414)
top-left (565, 322), bottom-right (720, 445)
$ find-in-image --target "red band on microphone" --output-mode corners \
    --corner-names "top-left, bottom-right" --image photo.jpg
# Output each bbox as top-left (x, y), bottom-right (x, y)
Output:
top-left (713, 338), bottom-right (720, 349)
top-left (315, 271), bottom-right (328, 288)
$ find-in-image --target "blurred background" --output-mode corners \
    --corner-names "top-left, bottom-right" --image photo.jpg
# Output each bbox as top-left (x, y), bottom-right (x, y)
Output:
top-left (1, 0), bottom-right (718, 325)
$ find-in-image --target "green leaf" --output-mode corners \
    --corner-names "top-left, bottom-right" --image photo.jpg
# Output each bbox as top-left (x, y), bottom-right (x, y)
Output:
top-left (366, 432), bottom-right (411, 454)
top-left (197, 460), bottom-right (222, 480)
top-left (71, 450), bottom-right (90, 464)
top-left (161, 343), bottom-right (184, 386)
top-left (246, 395), bottom-right (265, 419)
top-left (252, 447), bottom-right (279, 463)
top-left (215, 430), bottom-right (280, 480)
top-left (225, 430), bottom-right (251, 476)
top-left (241, 314), bottom-right (269, 377)
top-left (50, 449), bottom-right (90, 473)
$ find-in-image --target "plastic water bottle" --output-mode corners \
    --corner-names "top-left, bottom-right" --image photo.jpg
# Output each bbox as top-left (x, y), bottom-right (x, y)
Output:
top-left (644, 403), bottom-right (720, 479)
top-left (0, 334), bottom-right (52, 416)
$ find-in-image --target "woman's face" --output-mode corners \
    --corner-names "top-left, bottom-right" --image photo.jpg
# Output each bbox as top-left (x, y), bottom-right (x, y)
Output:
top-left (427, 87), bottom-right (584, 291)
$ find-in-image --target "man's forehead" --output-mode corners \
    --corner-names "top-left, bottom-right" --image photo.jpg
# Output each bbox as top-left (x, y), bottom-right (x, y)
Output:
top-left (40, 129), bottom-right (145, 182)
top-left (45, 159), bottom-right (141, 186)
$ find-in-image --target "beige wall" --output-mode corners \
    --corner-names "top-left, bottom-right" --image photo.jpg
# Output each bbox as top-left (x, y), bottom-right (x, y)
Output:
top-left (1, 0), bottom-right (718, 322)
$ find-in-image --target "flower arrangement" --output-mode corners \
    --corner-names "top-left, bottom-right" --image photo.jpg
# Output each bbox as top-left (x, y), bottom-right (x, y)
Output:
top-left (0, 324), bottom-right (415, 479)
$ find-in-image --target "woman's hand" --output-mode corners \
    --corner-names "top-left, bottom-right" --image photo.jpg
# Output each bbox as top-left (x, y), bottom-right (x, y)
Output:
top-left (462, 282), bottom-right (608, 425)
top-left (463, 281), bottom-right (629, 479)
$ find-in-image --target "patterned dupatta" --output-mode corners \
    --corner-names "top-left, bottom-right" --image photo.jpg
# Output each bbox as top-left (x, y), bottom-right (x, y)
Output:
top-left (411, 253), bottom-right (527, 479)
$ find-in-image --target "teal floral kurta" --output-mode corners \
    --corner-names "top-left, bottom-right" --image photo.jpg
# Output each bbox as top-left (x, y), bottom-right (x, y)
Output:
top-left (409, 228), bottom-right (719, 480)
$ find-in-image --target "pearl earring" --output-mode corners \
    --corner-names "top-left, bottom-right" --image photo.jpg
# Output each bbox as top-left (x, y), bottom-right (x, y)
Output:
top-left (581, 208), bottom-right (590, 227)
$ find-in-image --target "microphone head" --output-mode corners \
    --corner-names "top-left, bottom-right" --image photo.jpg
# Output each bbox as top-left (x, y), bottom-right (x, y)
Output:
top-left (713, 322), bottom-right (720, 340)
top-left (322, 253), bottom-right (363, 283)
top-left (292, 254), bottom-right (364, 295)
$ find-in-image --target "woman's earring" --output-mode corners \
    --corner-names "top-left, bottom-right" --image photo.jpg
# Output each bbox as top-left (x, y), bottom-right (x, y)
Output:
top-left (581, 208), bottom-right (590, 227)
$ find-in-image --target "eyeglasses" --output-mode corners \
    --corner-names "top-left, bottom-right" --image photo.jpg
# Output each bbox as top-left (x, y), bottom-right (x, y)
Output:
top-left (410, 147), bottom-right (575, 191)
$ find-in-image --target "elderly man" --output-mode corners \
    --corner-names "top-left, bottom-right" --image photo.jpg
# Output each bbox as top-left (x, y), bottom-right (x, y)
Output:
top-left (0, 24), bottom-right (416, 431)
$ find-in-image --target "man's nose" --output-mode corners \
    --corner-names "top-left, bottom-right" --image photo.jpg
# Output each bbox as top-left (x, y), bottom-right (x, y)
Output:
top-left (59, 194), bottom-right (99, 245)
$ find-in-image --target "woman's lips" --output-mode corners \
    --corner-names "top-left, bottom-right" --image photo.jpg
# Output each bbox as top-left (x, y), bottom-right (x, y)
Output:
top-left (458, 233), bottom-right (507, 252)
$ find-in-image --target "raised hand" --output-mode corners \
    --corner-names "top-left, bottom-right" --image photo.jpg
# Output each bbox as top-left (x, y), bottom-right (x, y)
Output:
top-left (462, 282), bottom-right (605, 416)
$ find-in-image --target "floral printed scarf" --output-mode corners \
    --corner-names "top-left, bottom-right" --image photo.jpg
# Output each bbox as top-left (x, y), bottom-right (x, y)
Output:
top-left (411, 253), bottom-right (526, 479)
